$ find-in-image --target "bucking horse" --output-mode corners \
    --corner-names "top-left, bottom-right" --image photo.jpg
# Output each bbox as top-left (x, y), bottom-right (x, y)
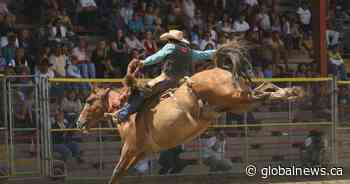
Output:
top-left (76, 41), bottom-right (305, 184)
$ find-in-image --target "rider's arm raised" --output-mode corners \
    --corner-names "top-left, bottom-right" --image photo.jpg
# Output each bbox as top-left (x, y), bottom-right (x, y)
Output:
top-left (141, 43), bottom-right (176, 66)
top-left (191, 49), bottom-right (216, 62)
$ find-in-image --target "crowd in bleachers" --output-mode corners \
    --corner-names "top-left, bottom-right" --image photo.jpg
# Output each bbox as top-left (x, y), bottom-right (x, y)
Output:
top-left (0, 0), bottom-right (347, 81)
top-left (0, 0), bottom-right (348, 168)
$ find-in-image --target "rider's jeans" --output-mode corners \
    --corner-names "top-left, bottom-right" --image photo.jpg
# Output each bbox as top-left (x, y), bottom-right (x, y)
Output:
top-left (118, 90), bottom-right (145, 122)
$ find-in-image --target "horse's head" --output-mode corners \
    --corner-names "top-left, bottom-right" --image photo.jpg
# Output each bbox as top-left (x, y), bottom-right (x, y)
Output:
top-left (76, 87), bottom-right (111, 132)
top-left (213, 41), bottom-right (253, 84)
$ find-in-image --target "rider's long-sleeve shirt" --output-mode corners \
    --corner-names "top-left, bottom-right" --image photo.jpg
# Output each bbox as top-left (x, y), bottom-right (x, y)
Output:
top-left (141, 43), bottom-right (216, 66)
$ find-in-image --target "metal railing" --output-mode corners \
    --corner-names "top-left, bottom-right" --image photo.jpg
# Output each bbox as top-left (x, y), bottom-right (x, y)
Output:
top-left (44, 77), bottom-right (336, 179)
top-left (2, 76), bottom-right (350, 180)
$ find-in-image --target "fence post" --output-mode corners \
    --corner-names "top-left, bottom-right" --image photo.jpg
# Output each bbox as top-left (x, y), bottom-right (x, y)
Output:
top-left (39, 76), bottom-right (51, 177)
top-left (6, 78), bottom-right (15, 176)
top-left (2, 77), bottom-right (10, 177)
top-left (331, 76), bottom-right (338, 164)
top-left (243, 112), bottom-right (248, 172)
top-left (332, 76), bottom-right (338, 165)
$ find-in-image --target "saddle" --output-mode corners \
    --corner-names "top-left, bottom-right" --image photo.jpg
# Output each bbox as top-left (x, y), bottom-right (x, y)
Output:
top-left (141, 87), bottom-right (178, 112)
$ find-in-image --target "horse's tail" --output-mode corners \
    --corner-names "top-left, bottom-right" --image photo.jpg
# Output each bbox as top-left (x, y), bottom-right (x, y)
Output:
top-left (213, 40), bottom-right (253, 84)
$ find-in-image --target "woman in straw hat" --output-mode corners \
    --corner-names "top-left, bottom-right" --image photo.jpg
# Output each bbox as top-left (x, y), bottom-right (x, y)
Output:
top-left (114, 29), bottom-right (216, 123)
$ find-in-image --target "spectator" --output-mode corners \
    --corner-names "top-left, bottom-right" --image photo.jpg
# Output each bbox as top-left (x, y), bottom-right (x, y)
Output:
top-left (128, 13), bottom-right (144, 34)
top-left (77, 0), bottom-right (98, 28)
top-left (158, 145), bottom-right (195, 175)
top-left (268, 31), bottom-right (288, 65)
top-left (18, 29), bottom-right (33, 52)
top-left (0, 15), bottom-right (17, 46)
top-left (35, 58), bottom-right (55, 78)
top-left (14, 48), bottom-right (28, 68)
top-left (182, 0), bottom-right (196, 30)
top-left (202, 130), bottom-right (233, 172)
top-left (66, 56), bottom-right (82, 78)
top-left (132, 158), bottom-right (150, 175)
top-left (192, 10), bottom-right (204, 31)
top-left (153, 12), bottom-right (164, 41)
top-left (221, 17), bottom-right (234, 34)
top-left (48, 17), bottom-right (68, 42)
top-left (2, 33), bottom-right (17, 67)
top-left (339, 86), bottom-right (350, 105)
top-left (49, 44), bottom-right (66, 77)
top-left (61, 90), bottom-right (82, 124)
top-left (301, 130), bottom-right (324, 167)
top-left (91, 40), bottom-right (113, 78)
top-left (190, 26), bottom-right (201, 46)
top-left (51, 110), bottom-right (84, 163)
top-left (263, 63), bottom-right (273, 78)
top-left (326, 23), bottom-right (340, 48)
top-left (72, 38), bottom-right (96, 78)
top-left (110, 9), bottom-right (127, 35)
top-left (254, 66), bottom-right (264, 78)
top-left (111, 29), bottom-right (128, 77)
top-left (125, 32), bottom-right (144, 53)
top-left (208, 23), bottom-right (218, 43)
top-left (200, 32), bottom-right (215, 51)
top-left (14, 90), bottom-right (33, 128)
top-left (281, 15), bottom-right (292, 50)
top-left (167, 6), bottom-right (185, 30)
top-left (120, 2), bottom-right (134, 25)
top-left (244, 0), bottom-right (259, 7)
top-left (290, 18), bottom-right (302, 50)
top-left (0, 1), bottom-right (10, 15)
top-left (143, 31), bottom-right (158, 57)
top-left (257, 7), bottom-right (271, 32)
top-left (233, 15), bottom-right (250, 33)
top-left (144, 5), bottom-right (156, 32)
top-left (328, 44), bottom-right (348, 80)
top-left (297, 3), bottom-right (312, 37)
top-left (295, 64), bottom-right (308, 77)
top-left (270, 13), bottom-right (281, 33)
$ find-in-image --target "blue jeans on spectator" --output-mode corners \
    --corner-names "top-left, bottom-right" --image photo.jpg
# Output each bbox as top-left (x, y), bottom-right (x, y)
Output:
top-left (78, 63), bottom-right (96, 78)
top-left (53, 142), bottom-right (81, 162)
top-left (329, 63), bottom-right (348, 80)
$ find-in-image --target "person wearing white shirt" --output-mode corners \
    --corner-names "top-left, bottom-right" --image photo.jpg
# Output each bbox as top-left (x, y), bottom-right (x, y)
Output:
top-left (183, 0), bottom-right (196, 19)
top-left (35, 58), bottom-right (55, 79)
top-left (209, 27), bottom-right (218, 43)
top-left (49, 46), bottom-right (66, 77)
top-left (125, 33), bottom-right (144, 53)
top-left (257, 10), bottom-right (271, 31)
top-left (244, 0), bottom-right (259, 7)
top-left (200, 32), bottom-right (216, 51)
top-left (133, 158), bottom-right (150, 175)
top-left (183, 0), bottom-right (196, 29)
top-left (297, 5), bottom-right (311, 25)
top-left (297, 4), bottom-right (311, 36)
top-left (49, 18), bottom-right (68, 42)
top-left (233, 15), bottom-right (250, 33)
top-left (79, 0), bottom-right (97, 8)
top-left (77, 0), bottom-right (98, 28)
top-left (202, 130), bottom-right (233, 172)
top-left (326, 29), bottom-right (340, 48)
top-left (120, 3), bottom-right (134, 25)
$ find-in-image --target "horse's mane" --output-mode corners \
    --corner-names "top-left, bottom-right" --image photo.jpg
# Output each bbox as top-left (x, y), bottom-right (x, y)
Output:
top-left (213, 40), bottom-right (253, 83)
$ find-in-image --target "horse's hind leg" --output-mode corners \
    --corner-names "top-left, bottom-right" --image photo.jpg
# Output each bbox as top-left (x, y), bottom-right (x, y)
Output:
top-left (108, 144), bottom-right (145, 184)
